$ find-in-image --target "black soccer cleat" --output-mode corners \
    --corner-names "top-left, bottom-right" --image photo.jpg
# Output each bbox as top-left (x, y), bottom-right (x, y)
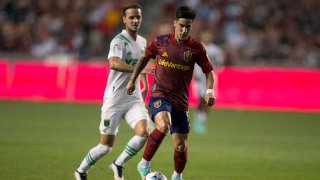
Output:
top-left (74, 169), bottom-right (87, 180)
top-left (109, 161), bottom-right (124, 180)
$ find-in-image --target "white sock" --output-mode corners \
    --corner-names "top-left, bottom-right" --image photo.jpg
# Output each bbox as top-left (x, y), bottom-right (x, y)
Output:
top-left (172, 171), bottom-right (182, 179)
top-left (77, 144), bottom-right (111, 173)
top-left (139, 158), bottom-right (150, 168)
top-left (115, 135), bottom-right (147, 166)
top-left (197, 111), bottom-right (207, 123)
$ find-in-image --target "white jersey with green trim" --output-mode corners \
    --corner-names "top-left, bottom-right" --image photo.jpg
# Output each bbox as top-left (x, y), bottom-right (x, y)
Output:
top-left (102, 30), bottom-right (147, 111)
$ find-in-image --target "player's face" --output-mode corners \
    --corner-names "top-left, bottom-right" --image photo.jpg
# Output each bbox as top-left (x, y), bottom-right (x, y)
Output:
top-left (123, 8), bottom-right (142, 33)
top-left (173, 18), bottom-right (193, 43)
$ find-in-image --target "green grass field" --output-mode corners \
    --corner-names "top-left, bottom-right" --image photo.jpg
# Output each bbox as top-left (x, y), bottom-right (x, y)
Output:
top-left (0, 101), bottom-right (319, 180)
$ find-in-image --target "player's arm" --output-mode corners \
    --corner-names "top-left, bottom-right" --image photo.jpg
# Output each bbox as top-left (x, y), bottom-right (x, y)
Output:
top-left (140, 73), bottom-right (148, 100)
top-left (108, 56), bottom-right (135, 72)
top-left (109, 56), bottom-right (154, 74)
top-left (126, 54), bottom-right (151, 95)
top-left (205, 70), bottom-right (215, 106)
top-left (107, 38), bottom-right (136, 72)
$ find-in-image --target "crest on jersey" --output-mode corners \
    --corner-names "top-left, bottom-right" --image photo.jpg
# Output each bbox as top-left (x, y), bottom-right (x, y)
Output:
top-left (104, 119), bottom-right (110, 128)
top-left (184, 50), bottom-right (192, 62)
top-left (153, 100), bottom-right (162, 108)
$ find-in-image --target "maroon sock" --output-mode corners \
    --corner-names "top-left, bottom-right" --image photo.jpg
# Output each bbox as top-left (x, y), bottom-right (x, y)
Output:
top-left (174, 148), bottom-right (188, 173)
top-left (143, 128), bottom-right (166, 161)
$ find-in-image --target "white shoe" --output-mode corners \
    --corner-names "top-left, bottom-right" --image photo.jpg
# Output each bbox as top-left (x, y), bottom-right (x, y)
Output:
top-left (109, 161), bottom-right (124, 180)
top-left (74, 169), bottom-right (87, 180)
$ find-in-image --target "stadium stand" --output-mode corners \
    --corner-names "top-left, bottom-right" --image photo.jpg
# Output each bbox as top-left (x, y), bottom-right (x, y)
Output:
top-left (0, 0), bottom-right (319, 67)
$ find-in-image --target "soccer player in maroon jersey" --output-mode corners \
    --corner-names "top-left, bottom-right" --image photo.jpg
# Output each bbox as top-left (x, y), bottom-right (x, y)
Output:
top-left (126, 5), bottom-right (215, 180)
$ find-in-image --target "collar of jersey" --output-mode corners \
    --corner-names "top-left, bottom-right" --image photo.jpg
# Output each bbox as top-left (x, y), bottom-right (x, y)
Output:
top-left (122, 29), bottom-right (135, 42)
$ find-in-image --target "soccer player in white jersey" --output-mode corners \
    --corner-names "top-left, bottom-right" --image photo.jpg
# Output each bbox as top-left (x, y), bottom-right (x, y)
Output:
top-left (193, 29), bottom-right (224, 134)
top-left (74, 3), bottom-right (153, 180)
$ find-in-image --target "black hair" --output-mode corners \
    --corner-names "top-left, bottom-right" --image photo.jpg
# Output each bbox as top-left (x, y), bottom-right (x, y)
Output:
top-left (175, 6), bottom-right (196, 20)
top-left (123, 3), bottom-right (142, 15)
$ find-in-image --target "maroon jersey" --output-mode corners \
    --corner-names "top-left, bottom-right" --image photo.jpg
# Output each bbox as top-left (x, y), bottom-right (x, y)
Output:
top-left (145, 32), bottom-right (213, 111)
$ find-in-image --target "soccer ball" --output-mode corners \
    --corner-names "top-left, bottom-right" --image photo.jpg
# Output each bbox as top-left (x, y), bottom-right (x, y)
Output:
top-left (145, 171), bottom-right (168, 180)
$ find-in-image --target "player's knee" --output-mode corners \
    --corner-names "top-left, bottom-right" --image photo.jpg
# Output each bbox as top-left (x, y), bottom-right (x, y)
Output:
top-left (175, 144), bottom-right (187, 152)
top-left (134, 120), bottom-right (149, 138)
top-left (138, 130), bottom-right (149, 138)
top-left (155, 117), bottom-right (170, 133)
top-left (156, 123), bottom-right (170, 134)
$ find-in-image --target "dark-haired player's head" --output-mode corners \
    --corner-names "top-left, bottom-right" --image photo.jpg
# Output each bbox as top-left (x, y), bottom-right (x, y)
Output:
top-left (174, 6), bottom-right (196, 43)
top-left (123, 3), bottom-right (142, 33)
top-left (175, 6), bottom-right (196, 20)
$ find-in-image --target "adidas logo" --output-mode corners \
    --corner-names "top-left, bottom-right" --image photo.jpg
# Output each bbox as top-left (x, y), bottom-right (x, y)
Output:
top-left (161, 52), bottom-right (168, 57)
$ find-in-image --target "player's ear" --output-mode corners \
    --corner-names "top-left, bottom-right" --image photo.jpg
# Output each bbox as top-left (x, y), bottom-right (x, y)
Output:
top-left (173, 20), bottom-right (177, 28)
top-left (123, 16), bottom-right (126, 24)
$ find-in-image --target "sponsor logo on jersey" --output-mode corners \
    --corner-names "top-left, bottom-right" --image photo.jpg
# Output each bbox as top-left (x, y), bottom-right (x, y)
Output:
top-left (153, 100), bottom-right (162, 108)
top-left (184, 50), bottom-right (192, 62)
top-left (125, 58), bottom-right (138, 66)
top-left (158, 59), bottom-right (190, 71)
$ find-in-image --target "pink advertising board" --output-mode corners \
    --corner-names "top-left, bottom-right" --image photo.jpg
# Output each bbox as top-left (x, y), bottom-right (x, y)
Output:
top-left (0, 60), bottom-right (319, 113)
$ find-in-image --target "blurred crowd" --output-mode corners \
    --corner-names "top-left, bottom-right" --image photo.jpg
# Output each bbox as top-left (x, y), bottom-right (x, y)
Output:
top-left (0, 0), bottom-right (319, 67)
top-left (155, 0), bottom-right (320, 67)
top-left (0, 0), bottom-right (140, 61)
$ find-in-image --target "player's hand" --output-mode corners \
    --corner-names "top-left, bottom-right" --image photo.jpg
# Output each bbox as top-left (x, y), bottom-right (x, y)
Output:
top-left (205, 93), bottom-right (216, 106)
top-left (126, 79), bottom-right (136, 95)
top-left (141, 87), bottom-right (148, 100)
top-left (141, 67), bottom-right (155, 74)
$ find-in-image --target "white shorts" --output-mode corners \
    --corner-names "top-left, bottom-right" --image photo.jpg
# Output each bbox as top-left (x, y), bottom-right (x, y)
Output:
top-left (99, 100), bottom-right (150, 135)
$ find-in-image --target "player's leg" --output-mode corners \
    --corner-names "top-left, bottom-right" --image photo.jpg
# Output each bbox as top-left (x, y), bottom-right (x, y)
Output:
top-left (76, 135), bottom-right (114, 173)
top-left (137, 97), bottom-right (172, 179)
top-left (114, 120), bottom-right (149, 165)
top-left (194, 97), bottom-right (208, 134)
top-left (110, 102), bottom-right (149, 179)
top-left (170, 109), bottom-right (190, 180)
top-left (142, 110), bottom-right (171, 161)
top-left (171, 133), bottom-right (188, 180)
top-left (75, 110), bottom-right (121, 179)
top-left (137, 111), bottom-right (170, 179)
